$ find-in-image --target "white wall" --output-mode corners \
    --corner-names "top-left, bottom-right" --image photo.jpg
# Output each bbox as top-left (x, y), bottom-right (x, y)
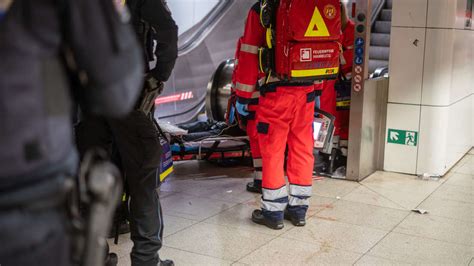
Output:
top-left (384, 0), bottom-right (474, 175)
top-left (167, 0), bottom-right (220, 35)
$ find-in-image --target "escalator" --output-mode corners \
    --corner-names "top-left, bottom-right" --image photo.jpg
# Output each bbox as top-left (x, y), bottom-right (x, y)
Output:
top-left (154, 0), bottom-right (255, 124)
top-left (156, 0), bottom-right (392, 125)
top-left (369, 0), bottom-right (392, 73)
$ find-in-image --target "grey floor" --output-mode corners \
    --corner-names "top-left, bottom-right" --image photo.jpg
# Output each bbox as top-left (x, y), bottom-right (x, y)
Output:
top-left (108, 151), bottom-right (474, 265)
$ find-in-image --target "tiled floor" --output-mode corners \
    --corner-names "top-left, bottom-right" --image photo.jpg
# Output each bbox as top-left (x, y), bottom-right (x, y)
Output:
top-left (109, 153), bottom-right (474, 265)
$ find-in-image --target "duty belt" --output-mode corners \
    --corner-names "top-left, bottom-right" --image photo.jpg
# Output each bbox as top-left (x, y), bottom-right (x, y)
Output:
top-left (0, 175), bottom-right (72, 212)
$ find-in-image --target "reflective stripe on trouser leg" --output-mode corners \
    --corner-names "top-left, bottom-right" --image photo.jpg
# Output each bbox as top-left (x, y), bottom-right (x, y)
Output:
top-left (254, 168), bottom-right (262, 180)
top-left (287, 184), bottom-right (312, 219)
top-left (261, 186), bottom-right (288, 221)
top-left (253, 158), bottom-right (262, 168)
top-left (247, 116), bottom-right (262, 185)
top-left (257, 87), bottom-right (292, 222)
top-left (285, 86), bottom-right (315, 220)
top-left (253, 158), bottom-right (262, 184)
top-left (288, 184), bottom-right (312, 206)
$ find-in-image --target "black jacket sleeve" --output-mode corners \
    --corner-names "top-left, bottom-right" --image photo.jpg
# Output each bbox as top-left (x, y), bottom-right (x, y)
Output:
top-left (69, 0), bottom-right (143, 117)
top-left (140, 0), bottom-right (178, 82)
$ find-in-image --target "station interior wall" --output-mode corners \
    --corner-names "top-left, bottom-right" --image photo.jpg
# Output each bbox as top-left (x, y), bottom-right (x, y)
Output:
top-left (167, 0), bottom-right (220, 35)
top-left (384, 0), bottom-right (474, 176)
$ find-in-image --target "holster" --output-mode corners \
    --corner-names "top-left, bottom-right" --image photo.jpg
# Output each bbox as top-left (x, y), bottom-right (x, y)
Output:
top-left (136, 77), bottom-right (163, 115)
top-left (69, 149), bottom-right (122, 266)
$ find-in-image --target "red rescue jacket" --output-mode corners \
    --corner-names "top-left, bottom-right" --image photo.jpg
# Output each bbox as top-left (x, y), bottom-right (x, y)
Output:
top-left (233, 3), bottom-right (266, 103)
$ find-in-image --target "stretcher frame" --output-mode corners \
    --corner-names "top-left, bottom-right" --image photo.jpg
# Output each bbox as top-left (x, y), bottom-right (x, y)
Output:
top-left (170, 135), bottom-right (251, 162)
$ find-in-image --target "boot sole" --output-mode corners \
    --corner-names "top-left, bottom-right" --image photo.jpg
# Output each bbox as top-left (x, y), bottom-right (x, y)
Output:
top-left (251, 216), bottom-right (284, 230)
top-left (284, 214), bottom-right (306, 227)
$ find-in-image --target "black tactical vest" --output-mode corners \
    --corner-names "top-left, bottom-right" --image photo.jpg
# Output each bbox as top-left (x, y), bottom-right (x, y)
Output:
top-left (0, 0), bottom-right (143, 190)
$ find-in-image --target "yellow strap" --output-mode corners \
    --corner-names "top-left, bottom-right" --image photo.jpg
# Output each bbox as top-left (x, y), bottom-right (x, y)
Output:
top-left (266, 28), bottom-right (273, 49)
top-left (259, 2), bottom-right (265, 27)
top-left (336, 101), bottom-right (351, 107)
top-left (258, 49), bottom-right (265, 73)
top-left (265, 70), bottom-right (273, 84)
top-left (160, 166), bottom-right (174, 182)
top-left (291, 67), bottom-right (339, 78)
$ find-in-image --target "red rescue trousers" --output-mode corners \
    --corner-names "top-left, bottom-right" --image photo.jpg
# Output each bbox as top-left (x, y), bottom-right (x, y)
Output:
top-left (256, 85), bottom-right (314, 221)
top-left (247, 103), bottom-right (262, 183)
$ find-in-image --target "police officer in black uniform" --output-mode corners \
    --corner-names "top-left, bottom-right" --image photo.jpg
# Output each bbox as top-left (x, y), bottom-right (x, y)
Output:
top-left (76, 1), bottom-right (179, 265)
top-left (0, 0), bottom-right (143, 265)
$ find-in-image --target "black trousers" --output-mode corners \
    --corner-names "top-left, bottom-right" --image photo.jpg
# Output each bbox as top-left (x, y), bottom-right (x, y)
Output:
top-left (76, 111), bottom-right (163, 266)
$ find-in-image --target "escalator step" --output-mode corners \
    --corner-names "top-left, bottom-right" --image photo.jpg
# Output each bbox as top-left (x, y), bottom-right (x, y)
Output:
top-left (381, 9), bottom-right (392, 21)
top-left (370, 33), bottom-right (391, 47)
top-left (369, 46), bottom-right (390, 61)
top-left (386, 0), bottom-right (393, 9)
top-left (374, 21), bottom-right (391, 34)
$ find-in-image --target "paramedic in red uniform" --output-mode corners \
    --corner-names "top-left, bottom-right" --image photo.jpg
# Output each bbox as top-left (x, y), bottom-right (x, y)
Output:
top-left (234, 0), bottom-right (341, 229)
top-left (336, 4), bottom-right (355, 140)
top-left (232, 37), bottom-right (264, 194)
top-left (320, 4), bottom-right (354, 140)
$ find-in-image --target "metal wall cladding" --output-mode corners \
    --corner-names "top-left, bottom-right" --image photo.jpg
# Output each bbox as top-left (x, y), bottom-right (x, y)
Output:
top-left (384, 0), bottom-right (474, 175)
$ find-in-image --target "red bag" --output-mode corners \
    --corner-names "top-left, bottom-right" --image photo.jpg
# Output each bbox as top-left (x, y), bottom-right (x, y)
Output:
top-left (262, 0), bottom-right (342, 82)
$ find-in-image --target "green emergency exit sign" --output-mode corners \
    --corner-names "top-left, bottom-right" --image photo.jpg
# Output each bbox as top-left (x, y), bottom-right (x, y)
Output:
top-left (387, 129), bottom-right (418, 146)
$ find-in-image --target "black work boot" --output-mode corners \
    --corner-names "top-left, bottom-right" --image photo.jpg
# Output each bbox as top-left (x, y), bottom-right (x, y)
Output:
top-left (246, 181), bottom-right (262, 194)
top-left (158, 259), bottom-right (175, 266)
top-left (251, 210), bottom-right (284, 230)
top-left (284, 209), bottom-right (306, 227)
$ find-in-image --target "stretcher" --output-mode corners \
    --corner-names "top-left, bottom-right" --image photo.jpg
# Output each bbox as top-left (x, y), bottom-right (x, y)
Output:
top-left (158, 120), bottom-right (252, 163)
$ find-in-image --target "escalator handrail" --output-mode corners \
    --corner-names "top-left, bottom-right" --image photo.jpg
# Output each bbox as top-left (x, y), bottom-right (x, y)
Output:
top-left (178, 0), bottom-right (234, 54)
top-left (371, 0), bottom-right (386, 27)
top-left (370, 66), bottom-right (389, 78)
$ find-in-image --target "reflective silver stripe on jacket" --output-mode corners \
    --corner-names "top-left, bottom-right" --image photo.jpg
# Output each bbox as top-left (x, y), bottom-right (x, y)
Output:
top-left (289, 184), bottom-right (312, 197)
top-left (240, 44), bottom-right (259, 54)
top-left (262, 186), bottom-right (288, 201)
top-left (254, 170), bottom-right (262, 181)
top-left (251, 91), bottom-right (260, 99)
top-left (236, 82), bottom-right (255, 92)
top-left (253, 158), bottom-right (262, 168)
top-left (289, 197), bottom-right (310, 206)
top-left (262, 201), bottom-right (287, 212)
